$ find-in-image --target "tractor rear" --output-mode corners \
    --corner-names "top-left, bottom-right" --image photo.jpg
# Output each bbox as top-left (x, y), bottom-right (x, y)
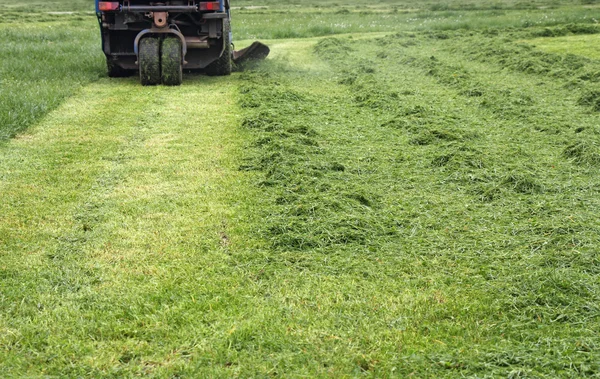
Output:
top-left (96, 0), bottom-right (264, 85)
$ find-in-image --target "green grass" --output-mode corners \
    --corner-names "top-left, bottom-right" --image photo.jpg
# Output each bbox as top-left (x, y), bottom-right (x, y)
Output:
top-left (233, 6), bottom-right (600, 39)
top-left (526, 34), bottom-right (600, 59)
top-left (0, 78), bottom-right (260, 377)
top-left (0, 1), bottom-right (102, 141)
top-left (0, 0), bottom-right (92, 12)
top-left (0, 21), bottom-right (104, 140)
top-left (2, 0), bottom-right (600, 377)
top-left (0, 0), bottom-right (95, 23)
top-left (1, 0), bottom-right (600, 140)
top-left (230, 33), bottom-right (600, 376)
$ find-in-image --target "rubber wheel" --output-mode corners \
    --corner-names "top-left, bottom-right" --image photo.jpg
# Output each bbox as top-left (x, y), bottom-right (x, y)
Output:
top-left (107, 58), bottom-right (132, 78)
top-left (205, 19), bottom-right (232, 76)
top-left (139, 37), bottom-right (161, 86)
top-left (161, 37), bottom-right (183, 86)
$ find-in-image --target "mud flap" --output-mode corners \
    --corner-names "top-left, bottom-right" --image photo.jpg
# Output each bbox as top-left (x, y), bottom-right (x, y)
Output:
top-left (232, 42), bottom-right (270, 66)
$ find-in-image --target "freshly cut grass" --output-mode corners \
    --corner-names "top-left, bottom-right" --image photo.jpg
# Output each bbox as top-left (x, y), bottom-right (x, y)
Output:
top-left (231, 30), bottom-right (600, 375)
top-left (2, 0), bottom-right (600, 377)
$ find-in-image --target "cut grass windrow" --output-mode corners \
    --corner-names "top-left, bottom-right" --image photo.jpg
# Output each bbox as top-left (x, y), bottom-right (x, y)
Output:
top-left (231, 33), bottom-right (600, 376)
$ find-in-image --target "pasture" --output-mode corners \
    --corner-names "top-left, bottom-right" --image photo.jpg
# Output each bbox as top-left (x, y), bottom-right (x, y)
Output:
top-left (1, 0), bottom-right (599, 377)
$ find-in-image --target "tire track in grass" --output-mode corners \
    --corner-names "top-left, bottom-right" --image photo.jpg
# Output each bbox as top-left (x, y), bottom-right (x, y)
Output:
top-left (0, 77), bottom-right (259, 376)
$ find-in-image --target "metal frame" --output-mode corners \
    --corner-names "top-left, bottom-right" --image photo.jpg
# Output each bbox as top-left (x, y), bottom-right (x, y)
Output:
top-left (96, 0), bottom-right (231, 70)
top-left (123, 5), bottom-right (199, 12)
top-left (95, 0), bottom-right (229, 14)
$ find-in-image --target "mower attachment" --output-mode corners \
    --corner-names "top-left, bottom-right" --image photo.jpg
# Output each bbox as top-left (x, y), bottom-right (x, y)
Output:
top-left (233, 42), bottom-right (271, 66)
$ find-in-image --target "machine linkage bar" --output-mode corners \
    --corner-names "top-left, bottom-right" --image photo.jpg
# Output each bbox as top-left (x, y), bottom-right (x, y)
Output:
top-left (122, 5), bottom-right (199, 12)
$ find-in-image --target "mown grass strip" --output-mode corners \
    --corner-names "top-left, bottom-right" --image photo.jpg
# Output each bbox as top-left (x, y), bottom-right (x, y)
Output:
top-left (526, 34), bottom-right (600, 60)
top-left (0, 78), bottom-right (264, 377)
top-left (233, 40), bottom-right (505, 376)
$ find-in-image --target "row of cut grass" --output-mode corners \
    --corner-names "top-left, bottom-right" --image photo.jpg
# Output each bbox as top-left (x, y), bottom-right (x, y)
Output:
top-left (221, 29), bottom-right (600, 375)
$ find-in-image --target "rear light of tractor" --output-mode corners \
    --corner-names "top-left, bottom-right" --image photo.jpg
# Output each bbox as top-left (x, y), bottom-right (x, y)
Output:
top-left (98, 2), bottom-right (120, 11)
top-left (199, 2), bottom-right (221, 11)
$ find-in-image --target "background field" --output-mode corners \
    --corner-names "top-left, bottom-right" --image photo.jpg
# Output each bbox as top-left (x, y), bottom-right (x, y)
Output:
top-left (1, 0), bottom-right (600, 377)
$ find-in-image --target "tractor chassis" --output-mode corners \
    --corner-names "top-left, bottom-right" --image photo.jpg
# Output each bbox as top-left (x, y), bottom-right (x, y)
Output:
top-left (97, 1), bottom-right (269, 85)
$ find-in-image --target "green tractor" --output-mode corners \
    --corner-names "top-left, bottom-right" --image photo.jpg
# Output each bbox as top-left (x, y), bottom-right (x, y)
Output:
top-left (96, 0), bottom-right (269, 85)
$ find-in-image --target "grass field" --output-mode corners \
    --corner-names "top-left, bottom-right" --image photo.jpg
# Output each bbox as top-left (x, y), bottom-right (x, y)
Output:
top-left (1, 0), bottom-right (600, 377)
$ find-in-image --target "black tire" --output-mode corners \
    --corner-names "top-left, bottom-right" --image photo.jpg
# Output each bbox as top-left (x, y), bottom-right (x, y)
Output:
top-left (107, 58), bottom-right (132, 78)
top-left (161, 37), bottom-right (183, 86)
top-left (139, 37), bottom-right (161, 86)
top-left (205, 19), bottom-right (232, 76)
